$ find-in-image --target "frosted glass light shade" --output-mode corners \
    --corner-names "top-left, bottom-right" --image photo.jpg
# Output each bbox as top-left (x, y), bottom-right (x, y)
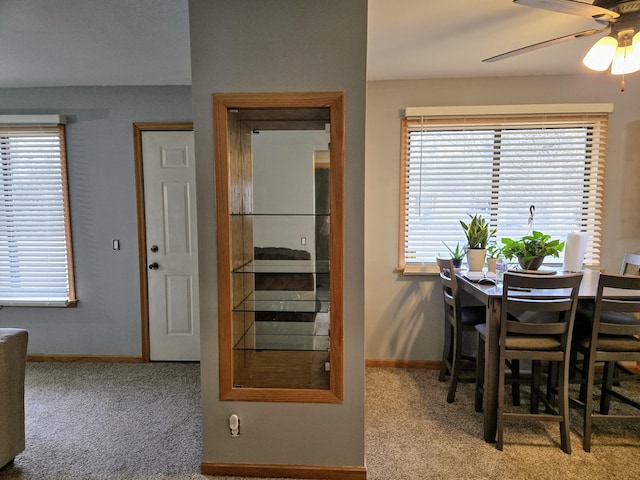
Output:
top-left (610, 31), bottom-right (640, 75)
top-left (611, 45), bottom-right (640, 75)
top-left (583, 36), bottom-right (617, 71)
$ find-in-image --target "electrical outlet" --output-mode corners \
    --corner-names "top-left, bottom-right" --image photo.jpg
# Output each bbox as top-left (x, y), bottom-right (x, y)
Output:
top-left (229, 414), bottom-right (240, 437)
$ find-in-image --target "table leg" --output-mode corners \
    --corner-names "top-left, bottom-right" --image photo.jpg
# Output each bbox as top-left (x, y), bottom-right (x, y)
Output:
top-left (483, 297), bottom-right (500, 443)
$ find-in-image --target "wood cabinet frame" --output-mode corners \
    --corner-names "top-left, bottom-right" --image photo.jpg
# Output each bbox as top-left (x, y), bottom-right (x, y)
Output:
top-left (214, 92), bottom-right (344, 402)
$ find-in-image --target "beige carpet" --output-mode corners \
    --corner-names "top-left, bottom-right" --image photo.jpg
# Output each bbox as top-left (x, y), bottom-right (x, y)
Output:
top-left (365, 368), bottom-right (640, 480)
top-left (2, 363), bottom-right (640, 479)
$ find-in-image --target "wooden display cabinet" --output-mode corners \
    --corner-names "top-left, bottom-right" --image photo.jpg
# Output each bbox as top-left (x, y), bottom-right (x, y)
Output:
top-left (214, 92), bottom-right (344, 402)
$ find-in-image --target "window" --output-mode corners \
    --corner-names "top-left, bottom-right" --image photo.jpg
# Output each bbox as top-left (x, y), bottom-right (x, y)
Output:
top-left (399, 106), bottom-right (610, 274)
top-left (0, 121), bottom-right (76, 305)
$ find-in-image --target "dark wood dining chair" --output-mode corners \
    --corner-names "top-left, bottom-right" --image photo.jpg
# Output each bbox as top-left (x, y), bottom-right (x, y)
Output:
top-left (436, 257), bottom-right (485, 403)
top-left (571, 252), bottom-right (640, 401)
top-left (496, 272), bottom-right (583, 453)
top-left (570, 273), bottom-right (640, 452)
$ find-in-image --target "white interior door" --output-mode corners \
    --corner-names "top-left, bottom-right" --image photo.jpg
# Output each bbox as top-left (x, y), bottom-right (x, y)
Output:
top-left (142, 130), bottom-right (200, 361)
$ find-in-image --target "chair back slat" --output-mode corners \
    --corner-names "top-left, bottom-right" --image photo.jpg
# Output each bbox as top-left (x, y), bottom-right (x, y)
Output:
top-left (601, 298), bottom-right (640, 313)
top-left (598, 323), bottom-right (640, 336)
top-left (506, 319), bottom-right (569, 335)
top-left (508, 297), bottom-right (574, 314)
top-left (603, 273), bottom-right (640, 290)
top-left (501, 272), bottom-right (583, 346)
top-left (504, 273), bottom-right (578, 289)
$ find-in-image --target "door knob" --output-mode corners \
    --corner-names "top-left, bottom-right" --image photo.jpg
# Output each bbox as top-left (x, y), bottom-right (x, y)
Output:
top-left (148, 262), bottom-right (159, 270)
top-left (150, 245), bottom-right (159, 252)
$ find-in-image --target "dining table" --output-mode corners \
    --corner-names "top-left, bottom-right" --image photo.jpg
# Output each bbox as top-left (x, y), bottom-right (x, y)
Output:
top-left (456, 267), bottom-right (602, 443)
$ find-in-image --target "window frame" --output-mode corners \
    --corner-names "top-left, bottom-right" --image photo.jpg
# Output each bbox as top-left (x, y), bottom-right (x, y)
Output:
top-left (398, 105), bottom-right (612, 275)
top-left (0, 119), bottom-right (76, 306)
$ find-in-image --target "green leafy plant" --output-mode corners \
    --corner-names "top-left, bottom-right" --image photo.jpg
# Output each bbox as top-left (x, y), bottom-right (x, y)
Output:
top-left (460, 214), bottom-right (496, 249)
top-left (500, 231), bottom-right (565, 270)
top-left (442, 241), bottom-right (467, 260)
top-left (487, 242), bottom-right (503, 259)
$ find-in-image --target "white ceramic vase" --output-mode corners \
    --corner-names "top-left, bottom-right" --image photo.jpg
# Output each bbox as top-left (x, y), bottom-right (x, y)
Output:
top-left (466, 248), bottom-right (486, 271)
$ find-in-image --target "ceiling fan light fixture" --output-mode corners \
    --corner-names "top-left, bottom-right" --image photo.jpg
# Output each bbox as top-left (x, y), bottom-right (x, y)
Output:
top-left (610, 28), bottom-right (640, 75)
top-left (612, 50), bottom-right (639, 76)
top-left (611, 48), bottom-right (640, 74)
top-left (583, 35), bottom-right (618, 71)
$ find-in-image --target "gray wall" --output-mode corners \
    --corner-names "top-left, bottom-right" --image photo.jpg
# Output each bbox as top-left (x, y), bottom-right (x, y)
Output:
top-left (189, 0), bottom-right (367, 470)
top-left (365, 74), bottom-right (640, 362)
top-left (0, 86), bottom-right (193, 356)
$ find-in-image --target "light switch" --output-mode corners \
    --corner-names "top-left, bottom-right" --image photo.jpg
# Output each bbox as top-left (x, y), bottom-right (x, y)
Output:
top-left (112, 239), bottom-right (120, 251)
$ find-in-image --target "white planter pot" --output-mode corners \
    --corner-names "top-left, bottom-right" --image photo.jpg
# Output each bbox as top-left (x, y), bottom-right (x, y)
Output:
top-left (487, 257), bottom-right (497, 273)
top-left (467, 248), bottom-right (486, 271)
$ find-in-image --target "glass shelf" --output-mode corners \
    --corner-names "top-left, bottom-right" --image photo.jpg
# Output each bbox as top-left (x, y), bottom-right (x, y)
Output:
top-left (230, 212), bottom-right (330, 217)
top-left (234, 320), bottom-right (330, 352)
top-left (234, 333), bottom-right (330, 351)
top-left (234, 290), bottom-right (329, 313)
top-left (233, 259), bottom-right (330, 274)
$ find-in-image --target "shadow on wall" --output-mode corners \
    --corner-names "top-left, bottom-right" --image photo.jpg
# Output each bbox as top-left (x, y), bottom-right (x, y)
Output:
top-left (367, 273), bottom-right (440, 361)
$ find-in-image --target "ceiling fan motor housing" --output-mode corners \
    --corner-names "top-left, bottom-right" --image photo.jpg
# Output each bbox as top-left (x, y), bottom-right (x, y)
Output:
top-left (595, 1), bottom-right (640, 15)
top-left (608, 10), bottom-right (640, 43)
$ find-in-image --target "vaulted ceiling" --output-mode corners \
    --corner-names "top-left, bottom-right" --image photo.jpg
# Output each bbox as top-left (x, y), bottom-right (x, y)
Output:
top-left (0, 0), bottom-right (609, 88)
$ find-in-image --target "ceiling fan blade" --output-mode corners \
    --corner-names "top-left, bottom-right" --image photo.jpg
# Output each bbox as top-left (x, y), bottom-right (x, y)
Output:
top-left (514, 0), bottom-right (619, 22)
top-left (482, 26), bottom-right (609, 63)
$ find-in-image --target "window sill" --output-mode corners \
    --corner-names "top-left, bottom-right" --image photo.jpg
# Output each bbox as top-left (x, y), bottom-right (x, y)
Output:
top-left (0, 299), bottom-right (78, 308)
top-left (398, 264), bottom-right (440, 276)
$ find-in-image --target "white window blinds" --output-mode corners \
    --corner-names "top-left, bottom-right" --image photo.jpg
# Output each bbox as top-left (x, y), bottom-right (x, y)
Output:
top-left (399, 112), bottom-right (608, 272)
top-left (0, 124), bottom-right (75, 305)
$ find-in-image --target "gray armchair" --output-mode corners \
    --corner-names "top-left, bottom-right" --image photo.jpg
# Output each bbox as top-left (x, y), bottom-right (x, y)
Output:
top-left (0, 328), bottom-right (28, 470)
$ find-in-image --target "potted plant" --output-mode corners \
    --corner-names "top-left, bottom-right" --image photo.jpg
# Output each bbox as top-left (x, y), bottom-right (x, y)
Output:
top-left (500, 230), bottom-right (565, 270)
top-left (460, 214), bottom-right (496, 271)
top-left (442, 241), bottom-right (466, 268)
top-left (486, 242), bottom-right (503, 273)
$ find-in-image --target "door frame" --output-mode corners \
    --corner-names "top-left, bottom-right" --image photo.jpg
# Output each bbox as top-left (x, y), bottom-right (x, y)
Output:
top-left (132, 122), bottom-right (194, 362)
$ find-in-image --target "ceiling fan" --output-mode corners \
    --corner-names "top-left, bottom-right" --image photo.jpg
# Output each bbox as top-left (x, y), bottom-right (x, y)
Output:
top-left (484, 0), bottom-right (640, 87)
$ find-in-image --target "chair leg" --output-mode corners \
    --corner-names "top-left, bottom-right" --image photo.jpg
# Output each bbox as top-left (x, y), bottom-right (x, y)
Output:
top-left (583, 357), bottom-right (597, 453)
top-left (612, 361), bottom-right (628, 386)
top-left (446, 324), bottom-right (464, 403)
top-left (475, 332), bottom-right (485, 412)
top-left (531, 361), bottom-right (541, 414)
top-left (510, 359), bottom-right (521, 406)
top-left (547, 361), bottom-right (559, 410)
top-left (497, 352), bottom-right (506, 451)
top-left (600, 361), bottom-right (616, 415)
top-left (579, 350), bottom-right (591, 403)
top-left (569, 347), bottom-right (579, 379)
top-left (558, 360), bottom-right (571, 454)
top-left (439, 323), bottom-right (452, 382)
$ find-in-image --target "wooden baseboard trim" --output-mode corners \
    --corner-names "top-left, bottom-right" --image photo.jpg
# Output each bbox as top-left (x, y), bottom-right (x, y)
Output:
top-left (27, 354), bottom-right (144, 363)
top-left (201, 462), bottom-right (366, 479)
top-left (365, 359), bottom-right (440, 369)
